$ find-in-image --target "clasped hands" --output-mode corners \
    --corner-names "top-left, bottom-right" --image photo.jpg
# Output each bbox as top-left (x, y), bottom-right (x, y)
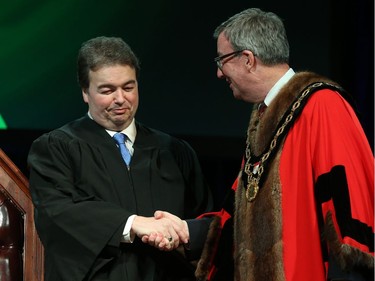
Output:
top-left (131, 210), bottom-right (189, 251)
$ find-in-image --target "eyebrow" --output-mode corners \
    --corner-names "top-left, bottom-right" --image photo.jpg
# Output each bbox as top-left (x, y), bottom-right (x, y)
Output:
top-left (97, 79), bottom-right (137, 89)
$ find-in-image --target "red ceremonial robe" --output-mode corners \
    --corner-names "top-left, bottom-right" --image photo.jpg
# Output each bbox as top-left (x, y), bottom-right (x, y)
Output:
top-left (196, 72), bottom-right (374, 281)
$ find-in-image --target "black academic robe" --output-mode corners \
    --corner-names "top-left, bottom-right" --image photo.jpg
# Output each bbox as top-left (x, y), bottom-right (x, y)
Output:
top-left (27, 115), bottom-right (213, 281)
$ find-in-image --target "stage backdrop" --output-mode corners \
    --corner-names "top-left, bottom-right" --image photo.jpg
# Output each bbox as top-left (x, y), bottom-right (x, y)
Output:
top-left (1, 0), bottom-right (373, 142)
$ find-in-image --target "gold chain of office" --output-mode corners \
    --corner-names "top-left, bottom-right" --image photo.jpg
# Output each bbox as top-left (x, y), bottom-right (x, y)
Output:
top-left (244, 82), bottom-right (331, 202)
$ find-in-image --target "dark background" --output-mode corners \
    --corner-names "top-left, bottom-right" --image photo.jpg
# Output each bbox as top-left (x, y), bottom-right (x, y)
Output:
top-left (0, 0), bottom-right (373, 208)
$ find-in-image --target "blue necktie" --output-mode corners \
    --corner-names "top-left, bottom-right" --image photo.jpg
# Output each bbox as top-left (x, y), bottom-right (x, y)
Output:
top-left (113, 132), bottom-right (131, 166)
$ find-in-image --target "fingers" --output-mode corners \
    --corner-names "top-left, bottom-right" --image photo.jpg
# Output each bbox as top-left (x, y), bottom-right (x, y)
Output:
top-left (143, 232), bottom-right (176, 251)
top-left (154, 210), bottom-right (163, 219)
top-left (132, 215), bottom-right (182, 251)
top-left (154, 211), bottom-right (189, 244)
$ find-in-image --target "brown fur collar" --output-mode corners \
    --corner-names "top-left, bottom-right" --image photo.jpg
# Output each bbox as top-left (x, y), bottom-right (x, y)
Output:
top-left (249, 71), bottom-right (338, 156)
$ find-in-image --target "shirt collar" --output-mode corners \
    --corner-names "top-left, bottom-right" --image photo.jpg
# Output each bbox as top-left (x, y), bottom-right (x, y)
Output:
top-left (107, 118), bottom-right (136, 144)
top-left (87, 111), bottom-right (137, 143)
top-left (264, 68), bottom-right (295, 106)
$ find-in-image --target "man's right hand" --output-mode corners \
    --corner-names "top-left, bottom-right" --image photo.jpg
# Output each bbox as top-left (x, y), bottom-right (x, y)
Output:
top-left (132, 213), bottom-right (186, 251)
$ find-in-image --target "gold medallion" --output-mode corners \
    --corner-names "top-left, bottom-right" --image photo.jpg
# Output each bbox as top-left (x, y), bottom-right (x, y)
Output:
top-left (246, 180), bottom-right (259, 202)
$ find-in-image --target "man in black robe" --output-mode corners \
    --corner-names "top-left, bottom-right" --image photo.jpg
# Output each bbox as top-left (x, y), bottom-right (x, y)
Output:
top-left (27, 36), bottom-right (213, 281)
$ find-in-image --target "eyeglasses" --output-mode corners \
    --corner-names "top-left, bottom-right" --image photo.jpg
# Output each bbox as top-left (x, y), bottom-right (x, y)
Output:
top-left (214, 50), bottom-right (245, 70)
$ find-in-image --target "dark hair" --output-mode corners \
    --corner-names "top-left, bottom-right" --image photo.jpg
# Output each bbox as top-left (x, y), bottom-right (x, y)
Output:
top-left (77, 36), bottom-right (140, 90)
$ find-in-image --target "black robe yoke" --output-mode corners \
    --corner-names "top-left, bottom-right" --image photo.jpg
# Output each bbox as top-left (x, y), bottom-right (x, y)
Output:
top-left (27, 115), bottom-right (213, 281)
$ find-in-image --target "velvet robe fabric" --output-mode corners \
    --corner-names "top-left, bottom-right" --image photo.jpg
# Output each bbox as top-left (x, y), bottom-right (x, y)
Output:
top-left (28, 115), bottom-right (213, 281)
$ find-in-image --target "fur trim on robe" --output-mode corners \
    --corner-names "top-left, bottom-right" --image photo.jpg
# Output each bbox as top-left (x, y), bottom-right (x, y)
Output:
top-left (195, 71), bottom-right (374, 281)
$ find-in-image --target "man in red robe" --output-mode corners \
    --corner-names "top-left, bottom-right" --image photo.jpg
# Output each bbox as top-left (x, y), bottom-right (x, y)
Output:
top-left (195, 8), bottom-right (374, 281)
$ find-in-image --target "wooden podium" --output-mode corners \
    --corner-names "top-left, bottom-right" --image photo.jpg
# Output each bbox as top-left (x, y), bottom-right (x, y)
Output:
top-left (0, 148), bottom-right (44, 281)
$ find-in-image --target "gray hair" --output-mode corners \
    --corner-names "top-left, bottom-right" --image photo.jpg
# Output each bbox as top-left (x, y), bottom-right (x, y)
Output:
top-left (214, 8), bottom-right (289, 65)
top-left (77, 36), bottom-right (140, 90)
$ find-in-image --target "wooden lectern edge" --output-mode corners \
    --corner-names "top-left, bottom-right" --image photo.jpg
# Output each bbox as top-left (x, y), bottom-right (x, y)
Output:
top-left (0, 148), bottom-right (44, 281)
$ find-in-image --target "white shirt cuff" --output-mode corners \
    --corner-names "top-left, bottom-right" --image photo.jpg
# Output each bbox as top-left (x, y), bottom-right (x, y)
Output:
top-left (121, 214), bottom-right (136, 243)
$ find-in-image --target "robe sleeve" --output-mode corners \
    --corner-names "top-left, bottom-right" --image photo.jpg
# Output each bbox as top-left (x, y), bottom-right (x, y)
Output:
top-left (28, 130), bottom-right (130, 280)
top-left (281, 90), bottom-right (374, 278)
top-left (303, 89), bottom-right (374, 276)
top-left (194, 176), bottom-right (238, 281)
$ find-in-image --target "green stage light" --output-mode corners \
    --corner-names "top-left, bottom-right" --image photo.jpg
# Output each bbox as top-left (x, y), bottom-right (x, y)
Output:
top-left (0, 114), bottom-right (7, 130)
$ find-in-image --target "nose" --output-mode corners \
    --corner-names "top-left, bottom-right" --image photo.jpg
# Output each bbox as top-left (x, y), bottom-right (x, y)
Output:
top-left (217, 67), bottom-right (225, 79)
top-left (113, 89), bottom-right (126, 103)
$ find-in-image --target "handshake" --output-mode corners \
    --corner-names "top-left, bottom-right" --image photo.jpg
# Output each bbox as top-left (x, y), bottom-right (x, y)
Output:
top-left (131, 210), bottom-right (190, 251)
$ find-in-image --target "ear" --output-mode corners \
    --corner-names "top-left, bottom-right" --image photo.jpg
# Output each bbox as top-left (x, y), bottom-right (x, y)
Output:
top-left (243, 50), bottom-right (256, 70)
top-left (82, 89), bottom-right (89, 103)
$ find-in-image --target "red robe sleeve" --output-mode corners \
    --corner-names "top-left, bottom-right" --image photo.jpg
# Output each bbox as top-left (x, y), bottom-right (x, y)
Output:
top-left (280, 89), bottom-right (374, 280)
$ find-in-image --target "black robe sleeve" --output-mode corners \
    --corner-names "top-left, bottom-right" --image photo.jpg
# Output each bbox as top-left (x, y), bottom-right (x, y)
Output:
top-left (28, 130), bottom-right (130, 281)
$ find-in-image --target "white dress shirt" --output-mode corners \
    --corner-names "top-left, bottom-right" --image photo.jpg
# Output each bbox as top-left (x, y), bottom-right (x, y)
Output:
top-left (87, 112), bottom-right (137, 243)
